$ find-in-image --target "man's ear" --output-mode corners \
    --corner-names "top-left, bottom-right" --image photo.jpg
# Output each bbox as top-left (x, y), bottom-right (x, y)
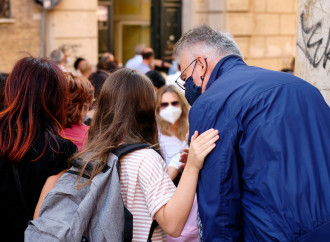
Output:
top-left (196, 56), bottom-right (207, 76)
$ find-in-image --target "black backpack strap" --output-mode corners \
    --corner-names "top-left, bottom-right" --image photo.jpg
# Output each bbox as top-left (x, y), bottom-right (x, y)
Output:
top-left (113, 143), bottom-right (160, 242)
top-left (113, 143), bottom-right (152, 159)
top-left (147, 220), bottom-right (159, 242)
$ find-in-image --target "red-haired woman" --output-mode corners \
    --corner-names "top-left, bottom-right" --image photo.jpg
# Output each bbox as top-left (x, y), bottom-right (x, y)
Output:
top-left (61, 73), bottom-right (94, 151)
top-left (0, 57), bottom-right (77, 241)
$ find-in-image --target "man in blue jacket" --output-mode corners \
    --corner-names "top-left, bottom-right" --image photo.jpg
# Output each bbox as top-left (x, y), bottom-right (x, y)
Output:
top-left (173, 25), bottom-right (330, 241)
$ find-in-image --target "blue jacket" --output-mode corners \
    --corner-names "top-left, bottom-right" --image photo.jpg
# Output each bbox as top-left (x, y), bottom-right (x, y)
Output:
top-left (188, 55), bottom-right (330, 241)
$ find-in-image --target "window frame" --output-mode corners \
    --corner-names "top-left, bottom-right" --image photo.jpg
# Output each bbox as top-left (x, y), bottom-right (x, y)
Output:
top-left (0, 0), bottom-right (15, 24)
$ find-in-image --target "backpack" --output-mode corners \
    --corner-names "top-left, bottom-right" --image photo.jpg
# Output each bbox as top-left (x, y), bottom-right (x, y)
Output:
top-left (25, 143), bottom-right (158, 242)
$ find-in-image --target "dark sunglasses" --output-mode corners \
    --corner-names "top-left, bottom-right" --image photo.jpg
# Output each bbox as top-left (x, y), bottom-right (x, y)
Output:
top-left (160, 101), bottom-right (180, 108)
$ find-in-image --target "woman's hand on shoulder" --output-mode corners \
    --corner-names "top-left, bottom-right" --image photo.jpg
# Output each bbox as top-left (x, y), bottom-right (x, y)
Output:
top-left (186, 129), bottom-right (219, 171)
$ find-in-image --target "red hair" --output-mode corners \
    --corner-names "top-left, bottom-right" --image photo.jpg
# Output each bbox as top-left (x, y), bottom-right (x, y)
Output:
top-left (0, 57), bottom-right (68, 162)
top-left (64, 73), bottom-right (94, 128)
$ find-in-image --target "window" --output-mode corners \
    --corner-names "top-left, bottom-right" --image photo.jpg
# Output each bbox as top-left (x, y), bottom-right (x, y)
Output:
top-left (0, 0), bottom-right (11, 19)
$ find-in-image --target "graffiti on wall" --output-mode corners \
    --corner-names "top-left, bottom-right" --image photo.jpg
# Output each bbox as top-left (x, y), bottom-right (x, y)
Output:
top-left (297, 12), bottom-right (330, 69)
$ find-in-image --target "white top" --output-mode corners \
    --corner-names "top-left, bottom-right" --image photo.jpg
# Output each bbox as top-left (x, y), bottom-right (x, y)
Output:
top-left (120, 149), bottom-right (176, 241)
top-left (159, 132), bottom-right (188, 167)
top-left (126, 55), bottom-right (143, 70)
top-left (135, 62), bottom-right (151, 74)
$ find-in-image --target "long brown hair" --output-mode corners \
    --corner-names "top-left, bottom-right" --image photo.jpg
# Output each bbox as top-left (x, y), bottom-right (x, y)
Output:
top-left (74, 68), bottom-right (159, 185)
top-left (156, 85), bottom-right (189, 141)
top-left (0, 57), bottom-right (68, 162)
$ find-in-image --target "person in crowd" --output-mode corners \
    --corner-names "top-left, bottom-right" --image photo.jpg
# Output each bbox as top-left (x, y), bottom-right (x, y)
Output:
top-left (173, 24), bottom-right (330, 241)
top-left (61, 73), bottom-right (94, 151)
top-left (135, 47), bottom-right (155, 74)
top-left (126, 44), bottom-right (171, 73)
top-left (166, 58), bottom-right (184, 94)
top-left (156, 85), bottom-right (189, 179)
top-left (97, 52), bottom-right (121, 71)
top-left (74, 57), bottom-right (85, 71)
top-left (73, 57), bottom-right (85, 71)
top-left (146, 70), bottom-right (166, 91)
top-left (101, 52), bottom-right (115, 64)
top-left (104, 60), bottom-right (118, 73)
top-left (0, 57), bottom-right (77, 241)
top-left (125, 43), bottom-right (146, 70)
top-left (85, 70), bottom-right (110, 125)
top-left (168, 55), bottom-right (179, 75)
top-left (50, 49), bottom-right (66, 70)
top-left (59, 45), bottom-right (71, 66)
top-left (79, 59), bottom-right (93, 78)
top-left (155, 85), bottom-right (198, 241)
top-left (62, 68), bottom-right (218, 240)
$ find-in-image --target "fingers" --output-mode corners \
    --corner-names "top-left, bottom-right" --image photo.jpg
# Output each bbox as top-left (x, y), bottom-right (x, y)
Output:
top-left (198, 132), bottom-right (219, 151)
top-left (199, 136), bottom-right (218, 157)
top-left (179, 153), bottom-right (188, 163)
top-left (190, 129), bottom-right (219, 161)
top-left (193, 129), bottom-right (219, 145)
top-left (182, 148), bottom-right (189, 153)
top-left (191, 130), bottom-right (199, 142)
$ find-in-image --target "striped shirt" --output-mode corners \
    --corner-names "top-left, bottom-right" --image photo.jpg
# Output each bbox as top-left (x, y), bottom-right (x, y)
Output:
top-left (120, 148), bottom-right (176, 241)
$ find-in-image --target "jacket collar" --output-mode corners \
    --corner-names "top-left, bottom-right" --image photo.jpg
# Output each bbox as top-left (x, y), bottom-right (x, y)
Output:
top-left (206, 55), bottom-right (246, 90)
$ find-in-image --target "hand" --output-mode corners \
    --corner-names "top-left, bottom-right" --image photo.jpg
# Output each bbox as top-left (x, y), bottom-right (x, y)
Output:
top-left (179, 148), bottom-right (189, 163)
top-left (179, 148), bottom-right (189, 169)
top-left (186, 129), bottom-right (219, 171)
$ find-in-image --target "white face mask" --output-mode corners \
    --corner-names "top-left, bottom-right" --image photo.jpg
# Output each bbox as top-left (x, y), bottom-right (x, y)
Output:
top-left (159, 105), bottom-right (182, 124)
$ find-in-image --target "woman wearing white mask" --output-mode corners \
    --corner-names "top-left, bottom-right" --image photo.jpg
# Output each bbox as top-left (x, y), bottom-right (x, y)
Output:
top-left (156, 85), bottom-right (189, 180)
top-left (156, 85), bottom-right (198, 242)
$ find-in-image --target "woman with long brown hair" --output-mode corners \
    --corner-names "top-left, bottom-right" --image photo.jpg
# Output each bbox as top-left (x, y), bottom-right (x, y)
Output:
top-left (68, 68), bottom-right (218, 240)
top-left (0, 57), bottom-right (77, 241)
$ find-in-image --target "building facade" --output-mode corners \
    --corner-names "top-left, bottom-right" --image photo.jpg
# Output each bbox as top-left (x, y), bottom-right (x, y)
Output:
top-left (1, 0), bottom-right (298, 74)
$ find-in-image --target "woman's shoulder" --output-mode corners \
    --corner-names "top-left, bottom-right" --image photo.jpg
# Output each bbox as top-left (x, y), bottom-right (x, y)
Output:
top-left (34, 134), bottom-right (77, 158)
top-left (125, 148), bottom-right (162, 161)
top-left (123, 148), bottom-right (164, 168)
top-left (54, 134), bottom-right (77, 148)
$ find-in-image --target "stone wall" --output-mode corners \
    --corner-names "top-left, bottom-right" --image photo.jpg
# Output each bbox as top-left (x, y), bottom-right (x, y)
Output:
top-left (0, 0), bottom-right (41, 73)
top-left (184, 0), bottom-right (298, 71)
top-left (45, 0), bottom-right (98, 71)
top-left (0, 0), bottom-right (98, 74)
top-left (296, 0), bottom-right (330, 105)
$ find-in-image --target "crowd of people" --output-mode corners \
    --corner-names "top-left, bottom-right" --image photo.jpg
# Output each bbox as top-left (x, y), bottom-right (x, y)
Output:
top-left (0, 24), bottom-right (329, 242)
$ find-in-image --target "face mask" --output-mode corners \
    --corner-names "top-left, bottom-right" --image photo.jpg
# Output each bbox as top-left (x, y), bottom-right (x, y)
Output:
top-left (159, 105), bottom-right (182, 124)
top-left (184, 76), bottom-right (202, 106)
top-left (66, 57), bottom-right (71, 65)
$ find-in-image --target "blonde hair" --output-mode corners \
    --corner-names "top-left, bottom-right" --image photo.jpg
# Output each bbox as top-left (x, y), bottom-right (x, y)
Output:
top-left (156, 85), bottom-right (189, 141)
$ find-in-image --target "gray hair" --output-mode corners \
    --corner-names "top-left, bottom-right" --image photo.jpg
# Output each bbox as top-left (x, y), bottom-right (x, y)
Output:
top-left (174, 25), bottom-right (243, 62)
top-left (50, 49), bottom-right (64, 64)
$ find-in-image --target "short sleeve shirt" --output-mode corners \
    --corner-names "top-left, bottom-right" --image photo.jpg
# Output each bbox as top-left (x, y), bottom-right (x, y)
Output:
top-left (120, 148), bottom-right (176, 241)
